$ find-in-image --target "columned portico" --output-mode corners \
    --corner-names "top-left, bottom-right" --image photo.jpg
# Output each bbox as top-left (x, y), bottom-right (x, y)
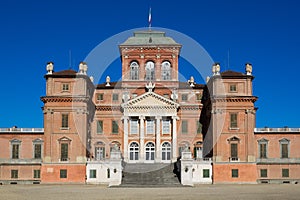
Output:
top-left (121, 89), bottom-right (179, 164)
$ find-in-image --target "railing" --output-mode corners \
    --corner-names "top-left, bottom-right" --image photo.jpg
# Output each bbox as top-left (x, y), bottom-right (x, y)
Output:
top-left (0, 128), bottom-right (44, 133)
top-left (229, 157), bottom-right (239, 162)
top-left (255, 128), bottom-right (300, 132)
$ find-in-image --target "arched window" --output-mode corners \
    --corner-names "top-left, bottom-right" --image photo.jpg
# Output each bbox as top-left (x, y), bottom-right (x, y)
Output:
top-left (129, 142), bottom-right (139, 161)
top-left (130, 61), bottom-right (139, 80)
top-left (161, 61), bottom-right (171, 80)
top-left (145, 142), bottom-right (155, 161)
top-left (145, 61), bottom-right (155, 81)
top-left (162, 142), bottom-right (171, 161)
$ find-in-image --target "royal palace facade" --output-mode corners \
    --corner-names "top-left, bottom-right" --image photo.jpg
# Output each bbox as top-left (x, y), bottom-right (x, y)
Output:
top-left (0, 30), bottom-right (300, 185)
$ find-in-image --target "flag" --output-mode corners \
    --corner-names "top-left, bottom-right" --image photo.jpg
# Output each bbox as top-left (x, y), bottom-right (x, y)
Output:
top-left (148, 7), bottom-right (152, 27)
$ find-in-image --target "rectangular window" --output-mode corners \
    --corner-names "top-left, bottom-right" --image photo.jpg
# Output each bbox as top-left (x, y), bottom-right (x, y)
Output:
top-left (282, 169), bottom-right (289, 177)
top-left (96, 120), bottom-right (103, 134)
top-left (231, 143), bottom-right (238, 159)
top-left (130, 119), bottom-right (138, 134)
top-left (203, 169), bottom-right (210, 178)
top-left (34, 144), bottom-right (42, 159)
top-left (97, 93), bottom-right (103, 101)
top-left (112, 121), bottom-right (118, 134)
top-left (11, 170), bottom-right (18, 178)
top-left (112, 94), bottom-right (119, 101)
top-left (61, 114), bottom-right (69, 128)
top-left (60, 143), bottom-right (68, 161)
top-left (62, 83), bottom-right (70, 91)
top-left (33, 170), bottom-right (41, 178)
top-left (181, 94), bottom-right (188, 101)
top-left (89, 169), bottom-right (97, 178)
top-left (260, 169), bottom-right (267, 178)
top-left (95, 147), bottom-right (105, 160)
top-left (182, 120), bottom-right (188, 134)
top-left (146, 119), bottom-right (154, 134)
top-left (162, 120), bottom-right (170, 134)
top-left (12, 144), bottom-right (19, 159)
top-left (197, 121), bottom-right (202, 134)
top-left (281, 143), bottom-right (289, 158)
top-left (232, 169), bottom-right (239, 178)
top-left (260, 143), bottom-right (267, 158)
top-left (60, 169), bottom-right (67, 178)
top-left (229, 84), bottom-right (237, 92)
top-left (196, 93), bottom-right (202, 101)
top-left (230, 113), bottom-right (238, 128)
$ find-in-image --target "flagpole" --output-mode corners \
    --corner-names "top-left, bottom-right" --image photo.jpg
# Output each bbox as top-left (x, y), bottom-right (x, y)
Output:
top-left (148, 7), bottom-right (152, 31)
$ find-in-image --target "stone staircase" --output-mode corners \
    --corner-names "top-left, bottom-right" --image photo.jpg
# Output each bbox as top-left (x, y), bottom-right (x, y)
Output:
top-left (119, 163), bottom-right (182, 187)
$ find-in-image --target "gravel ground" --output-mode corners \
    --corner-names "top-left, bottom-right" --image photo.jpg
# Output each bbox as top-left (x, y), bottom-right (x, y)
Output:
top-left (0, 184), bottom-right (299, 200)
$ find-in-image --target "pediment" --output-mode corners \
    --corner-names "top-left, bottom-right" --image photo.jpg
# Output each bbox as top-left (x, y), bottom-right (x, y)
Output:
top-left (122, 92), bottom-right (179, 108)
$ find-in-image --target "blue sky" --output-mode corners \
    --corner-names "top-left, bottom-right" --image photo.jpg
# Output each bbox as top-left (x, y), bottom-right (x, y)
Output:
top-left (0, 0), bottom-right (299, 128)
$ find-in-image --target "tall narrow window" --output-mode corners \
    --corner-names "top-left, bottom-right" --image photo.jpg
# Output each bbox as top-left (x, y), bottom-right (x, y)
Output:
top-left (162, 119), bottom-right (170, 134)
top-left (61, 114), bottom-right (69, 128)
top-left (97, 120), bottom-right (103, 134)
top-left (146, 119), bottom-right (154, 134)
top-left (129, 142), bottom-right (139, 161)
top-left (181, 120), bottom-right (188, 134)
top-left (161, 61), bottom-right (171, 80)
top-left (230, 113), bottom-right (238, 128)
top-left (258, 138), bottom-right (268, 159)
top-left (197, 121), bottom-right (202, 134)
top-left (130, 119), bottom-right (138, 134)
top-left (95, 146), bottom-right (105, 160)
top-left (145, 142), bottom-right (155, 161)
top-left (112, 121), bottom-right (118, 134)
top-left (12, 144), bottom-right (19, 159)
top-left (61, 143), bottom-right (68, 161)
top-left (130, 61), bottom-right (139, 80)
top-left (231, 143), bottom-right (238, 160)
top-left (145, 61), bottom-right (155, 81)
top-left (34, 144), bottom-right (42, 159)
top-left (34, 170), bottom-right (41, 178)
top-left (280, 138), bottom-right (290, 158)
top-left (162, 142), bottom-right (171, 161)
top-left (112, 94), bottom-right (119, 101)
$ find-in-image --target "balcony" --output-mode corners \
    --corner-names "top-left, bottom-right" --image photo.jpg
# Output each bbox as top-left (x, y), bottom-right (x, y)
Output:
top-left (229, 157), bottom-right (240, 162)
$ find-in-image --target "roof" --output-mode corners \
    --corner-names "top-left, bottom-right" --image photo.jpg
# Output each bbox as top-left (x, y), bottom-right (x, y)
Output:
top-left (120, 30), bottom-right (181, 46)
top-left (52, 69), bottom-right (77, 76)
top-left (219, 70), bottom-right (254, 80)
top-left (96, 82), bottom-right (120, 89)
top-left (179, 82), bottom-right (205, 89)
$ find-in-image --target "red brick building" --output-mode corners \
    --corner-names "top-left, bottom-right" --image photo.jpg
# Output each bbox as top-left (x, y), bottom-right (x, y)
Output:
top-left (0, 30), bottom-right (299, 184)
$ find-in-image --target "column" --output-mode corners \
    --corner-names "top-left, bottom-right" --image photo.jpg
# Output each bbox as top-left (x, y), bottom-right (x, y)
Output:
top-left (155, 116), bottom-right (162, 162)
top-left (123, 116), bottom-right (129, 161)
top-left (139, 116), bottom-right (145, 162)
top-left (172, 116), bottom-right (178, 161)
